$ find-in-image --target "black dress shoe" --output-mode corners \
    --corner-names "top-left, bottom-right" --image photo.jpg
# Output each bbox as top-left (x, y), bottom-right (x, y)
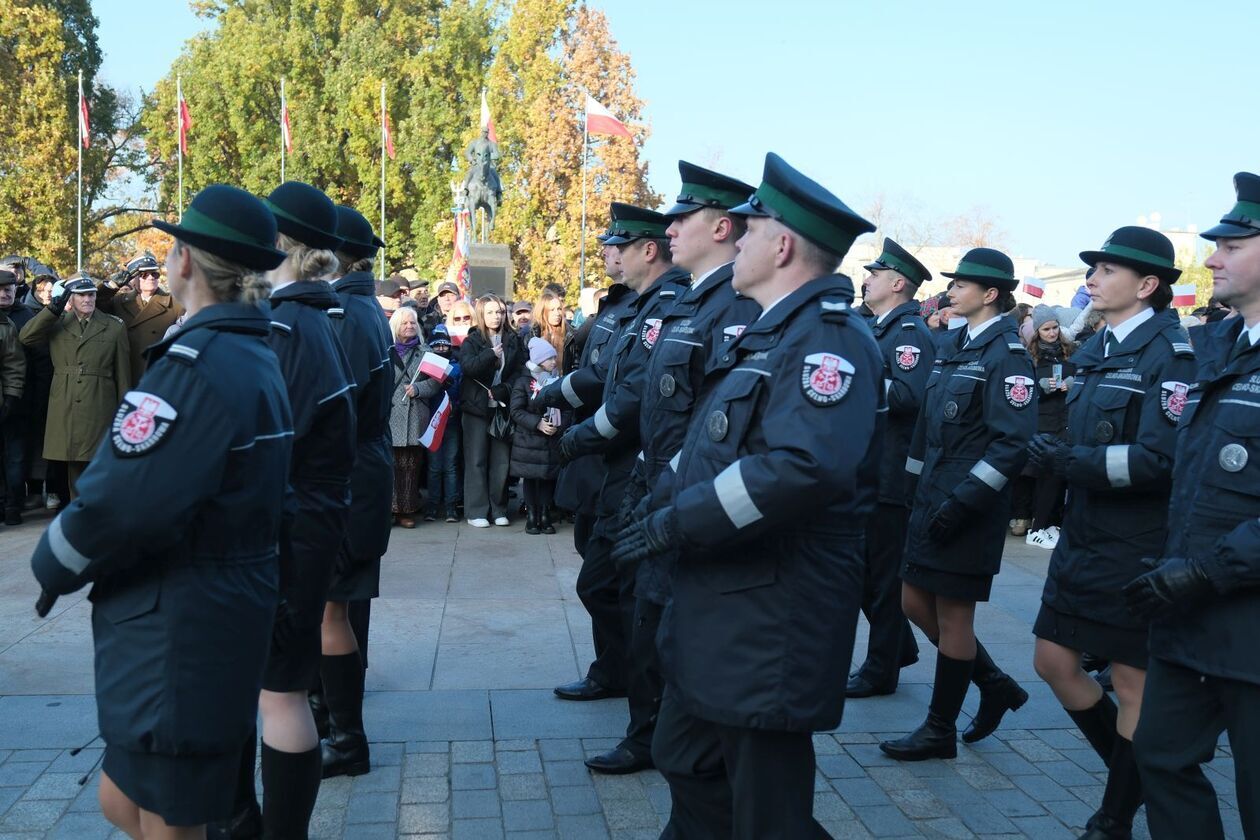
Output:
top-left (585, 746), bottom-right (653, 775)
top-left (846, 673), bottom-right (897, 698)
top-left (1079, 812), bottom-right (1133, 840)
top-left (553, 677), bottom-right (626, 701)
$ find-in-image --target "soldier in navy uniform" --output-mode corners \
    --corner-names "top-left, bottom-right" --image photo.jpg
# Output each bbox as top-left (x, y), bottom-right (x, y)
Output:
top-left (614, 152), bottom-right (882, 837)
top-left (881, 248), bottom-right (1036, 761)
top-left (320, 205), bottom-right (394, 780)
top-left (583, 163), bottom-right (760, 775)
top-left (1027, 226), bottom-right (1194, 840)
top-left (215, 182), bottom-right (359, 839)
top-left (30, 184), bottom-right (292, 836)
top-left (545, 215), bottom-right (637, 703)
top-left (1126, 172), bottom-right (1260, 840)
top-left (847, 239), bottom-right (934, 698)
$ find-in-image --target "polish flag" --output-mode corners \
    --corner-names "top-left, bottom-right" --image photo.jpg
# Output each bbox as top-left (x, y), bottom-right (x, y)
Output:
top-left (78, 76), bottom-right (91, 149)
top-left (1023, 276), bottom-right (1045, 298)
top-left (418, 351), bottom-right (452, 383)
top-left (178, 90), bottom-right (192, 155)
top-left (420, 393), bottom-right (452, 452)
top-left (1172, 284), bottom-right (1197, 308)
top-left (281, 92), bottom-right (293, 153)
top-left (480, 90), bottom-right (497, 143)
top-left (383, 111), bottom-right (396, 160)
top-left (585, 95), bottom-right (632, 139)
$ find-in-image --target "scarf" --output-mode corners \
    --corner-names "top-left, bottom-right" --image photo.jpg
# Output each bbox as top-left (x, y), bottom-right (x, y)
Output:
top-left (394, 336), bottom-right (421, 359)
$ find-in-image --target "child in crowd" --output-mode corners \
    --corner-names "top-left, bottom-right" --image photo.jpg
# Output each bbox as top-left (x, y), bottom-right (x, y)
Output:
top-left (424, 324), bottom-right (463, 522)
top-left (509, 337), bottom-right (566, 535)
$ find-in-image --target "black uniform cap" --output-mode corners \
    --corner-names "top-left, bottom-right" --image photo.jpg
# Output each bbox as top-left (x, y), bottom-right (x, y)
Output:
top-left (664, 161), bottom-right (757, 217)
top-left (864, 238), bottom-right (931, 287)
top-left (0, 270), bottom-right (15, 287)
top-left (264, 181), bottom-right (342, 252)
top-left (152, 184), bottom-right (288, 272)
top-left (125, 252), bottom-right (160, 277)
top-left (1080, 226), bottom-right (1181, 283)
top-left (64, 276), bottom-right (97, 294)
top-left (602, 203), bottom-right (671, 246)
top-left (941, 247), bottom-right (1018, 292)
top-left (335, 204), bottom-right (386, 259)
top-left (1202, 172), bottom-right (1260, 241)
top-left (729, 152), bottom-right (874, 258)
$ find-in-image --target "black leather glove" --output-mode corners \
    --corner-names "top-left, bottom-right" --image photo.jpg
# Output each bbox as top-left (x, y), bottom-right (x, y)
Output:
top-left (927, 498), bottom-right (967, 544)
top-left (1123, 557), bottom-right (1217, 621)
top-left (108, 270), bottom-right (131, 289)
top-left (35, 589), bottom-right (57, 618)
top-left (618, 464), bottom-right (648, 527)
top-left (612, 506), bottom-right (680, 568)
top-left (1028, 433), bottom-right (1071, 477)
top-left (558, 428), bottom-right (579, 464)
top-left (533, 378), bottom-right (562, 410)
top-left (48, 282), bottom-right (70, 317)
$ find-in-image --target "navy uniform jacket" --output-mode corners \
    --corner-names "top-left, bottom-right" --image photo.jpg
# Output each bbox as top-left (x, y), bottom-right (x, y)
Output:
top-left (903, 317), bottom-right (1036, 578)
top-left (1150, 319), bottom-right (1260, 686)
top-left (267, 280), bottom-right (357, 625)
top-left (331, 272), bottom-right (394, 567)
top-left (30, 303), bottom-right (293, 755)
top-left (867, 300), bottom-right (935, 507)
top-left (658, 274), bottom-right (884, 733)
top-left (1042, 309), bottom-right (1195, 630)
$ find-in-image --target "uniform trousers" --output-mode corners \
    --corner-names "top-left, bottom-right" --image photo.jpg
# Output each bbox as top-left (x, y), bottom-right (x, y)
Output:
top-left (855, 503), bottom-right (918, 685)
top-left (1134, 656), bottom-right (1260, 839)
top-left (621, 589), bottom-right (662, 759)
top-left (576, 531), bottom-right (627, 691)
top-left (653, 690), bottom-right (830, 839)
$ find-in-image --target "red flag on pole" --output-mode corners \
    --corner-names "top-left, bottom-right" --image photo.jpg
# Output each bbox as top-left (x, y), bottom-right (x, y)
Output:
top-left (178, 90), bottom-right (192, 155)
top-left (281, 90), bottom-right (293, 153)
top-left (78, 76), bottom-right (91, 149)
top-left (480, 90), bottom-right (497, 143)
top-left (584, 94), bottom-right (631, 139)
top-left (383, 112), bottom-right (396, 160)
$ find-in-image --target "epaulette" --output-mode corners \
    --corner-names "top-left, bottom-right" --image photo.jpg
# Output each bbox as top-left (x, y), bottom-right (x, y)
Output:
top-left (1008, 341), bottom-right (1028, 354)
top-left (327, 307), bottom-right (346, 319)
top-left (1170, 341), bottom-right (1194, 357)
top-left (820, 300), bottom-right (851, 323)
top-left (659, 290), bottom-right (677, 300)
top-left (1162, 326), bottom-right (1195, 357)
top-left (269, 320), bottom-right (292, 335)
top-left (901, 321), bottom-right (917, 330)
top-left (165, 328), bottom-right (219, 367)
top-left (106, 313), bottom-right (124, 325)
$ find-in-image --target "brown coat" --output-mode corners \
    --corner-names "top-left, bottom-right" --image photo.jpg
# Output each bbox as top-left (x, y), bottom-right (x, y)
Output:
top-left (19, 307), bottom-right (131, 462)
top-left (98, 287), bottom-right (185, 383)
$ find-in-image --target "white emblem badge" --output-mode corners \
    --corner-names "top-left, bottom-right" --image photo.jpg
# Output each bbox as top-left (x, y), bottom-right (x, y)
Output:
top-left (111, 391), bottom-right (178, 457)
top-left (1004, 375), bottom-right (1033, 408)
top-left (894, 344), bottom-right (921, 371)
top-left (800, 352), bottom-right (854, 406)
top-left (1161, 381), bottom-right (1189, 424)
top-left (641, 318), bottom-right (662, 350)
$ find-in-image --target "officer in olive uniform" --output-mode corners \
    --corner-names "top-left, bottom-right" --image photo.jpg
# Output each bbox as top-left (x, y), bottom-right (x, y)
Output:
top-left (20, 275), bottom-right (131, 498)
top-left (847, 239), bottom-right (935, 698)
top-left (881, 248), bottom-right (1035, 761)
top-left (1027, 226), bottom-right (1195, 840)
top-left (97, 252), bottom-right (186, 384)
top-left (1126, 172), bottom-right (1260, 840)
top-left (615, 153), bottom-right (882, 837)
top-left (31, 184), bottom-right (292, 832)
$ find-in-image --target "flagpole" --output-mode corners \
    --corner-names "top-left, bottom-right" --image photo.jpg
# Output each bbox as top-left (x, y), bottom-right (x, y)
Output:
top-left (579, 100), bottom-right (588, 294)
top-left (177, 75), bottom-right (184, 222)
top-left (280, 77), bottom-right (286, 182)
top-left (380, 81), bottom-right (386, 282)
top-left (77, 69), bottom-right (83, 274)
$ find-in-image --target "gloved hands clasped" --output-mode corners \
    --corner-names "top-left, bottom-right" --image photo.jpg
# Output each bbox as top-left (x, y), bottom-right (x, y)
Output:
top-left (611, 506), bottom-right (682, 567)
top-left (1027, 433), bottom-right (1072, 477)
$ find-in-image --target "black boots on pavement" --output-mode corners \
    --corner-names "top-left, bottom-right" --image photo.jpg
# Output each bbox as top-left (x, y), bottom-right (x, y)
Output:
top-left (879, 652), bottom-right (973, 760)
top-left (320, 651), bottom-right (371, 779)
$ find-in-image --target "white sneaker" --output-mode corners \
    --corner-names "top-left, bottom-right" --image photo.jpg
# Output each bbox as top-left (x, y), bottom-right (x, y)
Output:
top-left (468, 518), bottom-right (490, 528)
top-left (494, 516), bottom-right (510, 526)
top-left (1026, 528), bottom-right (1058, 549)
top-left (44, 493), bottom-right (60, 510)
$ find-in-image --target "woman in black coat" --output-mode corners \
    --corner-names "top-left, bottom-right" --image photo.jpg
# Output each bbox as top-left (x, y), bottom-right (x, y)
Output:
top-left (459, 293), bottom-right (525, 527)
top-left (1023, 305), bottom-right (1077, 549)
top-left (510, 337), bottom-right (568, 534)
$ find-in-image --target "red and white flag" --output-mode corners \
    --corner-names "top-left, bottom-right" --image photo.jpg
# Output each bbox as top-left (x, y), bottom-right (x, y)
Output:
top-left (418, 351), bottom-right (452, 383)
top-left (419, 393), bottom-right (452, 452)
top-left (585, 94), bottom-right (632, 139)
top-left (1023, 276), bottom-right (1045, 298)
top-left (281, 89), bottom-right (293, 153)
top-left (178, 88), bottom-right (192, 155)
top-left (78, 75), bottom-right (90, 149)
top-left (383, 112), bottom-right (396, 160)
top-left (1172, 284), bottom-right (1197, 308)
top-left (480, 90), bottom-right (497, 143)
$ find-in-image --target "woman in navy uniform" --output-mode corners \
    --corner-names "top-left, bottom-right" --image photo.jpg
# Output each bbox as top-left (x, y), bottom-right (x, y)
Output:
top-left (1028, 227), bottom-right (1194, 840)
top-left (30, 184), bottom-right (292, 837)
top-left (217, 181), bottom-right (359, 839)
top-left (881, 248), bottom-right (1036, 761)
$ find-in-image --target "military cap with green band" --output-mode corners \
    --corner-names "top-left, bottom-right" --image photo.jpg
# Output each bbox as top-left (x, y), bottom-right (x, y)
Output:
top-left (264, 181), bottom-right (342, 252)
top-left (664, 161), bottom-right (756, 217)
top-left (335, 204), bottom-right (386, 260)
top-left (602, 202), bottom-right (671, 245)
top-left (728, 152), bottom-right (874, 258)
top-left (1080, 225), bottom-right (1181, 283)
top-left (152, 184), bottom-right (287, 271)
top-left (1202, 171), bottom-right (1260, 241)
top-left (864, 237), bottom-right (931, 287)
top-left (941, 247), bottom-right (1018, 291)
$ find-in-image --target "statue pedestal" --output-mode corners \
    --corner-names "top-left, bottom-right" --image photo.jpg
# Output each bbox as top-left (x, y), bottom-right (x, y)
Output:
top-left (468, 243), bottom-right (513, 300)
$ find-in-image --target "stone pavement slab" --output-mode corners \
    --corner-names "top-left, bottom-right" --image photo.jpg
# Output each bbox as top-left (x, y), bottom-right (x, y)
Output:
top-left (0, 509), bottom-right (1244, 838)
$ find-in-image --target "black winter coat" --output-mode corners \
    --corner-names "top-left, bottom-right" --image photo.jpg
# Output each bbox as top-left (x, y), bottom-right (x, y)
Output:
top-left (1032, 343), bottom-right (1076, 436)
top-left (508, 371), bottom-right (567, 479)
top-left (459, 328), bottom-right (525, 418)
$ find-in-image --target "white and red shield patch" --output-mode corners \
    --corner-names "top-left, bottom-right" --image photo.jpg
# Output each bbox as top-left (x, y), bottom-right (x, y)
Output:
top-left (722, 324), bottom-right (746, 342)
top-left (801, 352), bottom-right (855, 405)
top-left (111, 391), bottom-right (177, 457)
top-left (1161, 380), bottom-right (1189, 424)
top-left (894, 344), bottom-right (921, 371)
top-left (1004, 375), bottom-right (1033, 409)
top-left (641, 318), bottom-right (662, 350)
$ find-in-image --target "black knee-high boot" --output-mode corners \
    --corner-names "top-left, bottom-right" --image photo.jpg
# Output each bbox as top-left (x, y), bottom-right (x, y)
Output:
top-left (1080, 737), bottom-right (1142, 839)
top-left (260, 743), bottom-right (323, 840)
top-left (207, 730), bottom-right (261, 839)
top-left (1066, 693), bottom-right (1119, 767)
top-left (962, 640), bottom-right (1028, 743)
top-left (879, 652), bottom-right (974, 761)
top-left (308, 673), bottom-right (330, 741)
top-left (320, 652), bottom-right (371, 778)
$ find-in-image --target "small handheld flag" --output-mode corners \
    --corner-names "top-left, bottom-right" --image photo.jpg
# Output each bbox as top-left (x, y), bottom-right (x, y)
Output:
top-left (417, 352), bottom-right (452, 383)
top-left (1171, 284), bottom-right (1197, 308)
top-left (420, 393), bottom-right (452, 452)
top-left (1023, 276), bottom-right (1045, 298)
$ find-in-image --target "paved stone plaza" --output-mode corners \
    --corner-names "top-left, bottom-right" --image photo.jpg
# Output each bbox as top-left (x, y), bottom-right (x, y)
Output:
top-left (0, 505), bottom-right (1244, 838)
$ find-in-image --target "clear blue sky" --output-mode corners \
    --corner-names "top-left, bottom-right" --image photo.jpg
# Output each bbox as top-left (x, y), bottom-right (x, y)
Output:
top-left (95, 0), bottom-right (1258, 265)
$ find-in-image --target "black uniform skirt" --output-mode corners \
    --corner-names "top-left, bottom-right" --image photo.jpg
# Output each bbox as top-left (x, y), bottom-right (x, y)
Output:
top-left (901, 562), bottom-right (994, 602)
top-left (103, 743), bottom-right (241, 825)
top-left (327, 554), bottom-right (381, 602)
top-left (1033, 603), bottom-right (1149, 670)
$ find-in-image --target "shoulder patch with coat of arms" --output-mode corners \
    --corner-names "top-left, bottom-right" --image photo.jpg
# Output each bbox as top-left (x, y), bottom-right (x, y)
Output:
top-left (1004, 375), bottom-right (1033, 408)
top-left (111, 391), bottom-right (178, 457)
top-left (722, 324), bottom-right (746, 342)
top-left (801, 352), bottom-right (854, 406)
top-left (640, 318), bottom-right (662, 350)
top-left (894, 344), bottom-right (921, 371)
top-left (1160, 381), bottom-right (1189, 423)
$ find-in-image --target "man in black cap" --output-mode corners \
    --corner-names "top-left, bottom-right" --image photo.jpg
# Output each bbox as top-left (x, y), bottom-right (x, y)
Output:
top-left (613, 153), bottom-right (882, 835)
top-left (422, 280), bottom-right (461, 336)
top-left (0, 256), bottom-right (28, 305)
top-left (1126, 172), bottom-right (1260, 840)
top-left (847, 239), bottom-right (935, 698)
top-left (375, 278), bottom-right (406, 318)
top-left (0, 269), bottom-right (27, 524)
